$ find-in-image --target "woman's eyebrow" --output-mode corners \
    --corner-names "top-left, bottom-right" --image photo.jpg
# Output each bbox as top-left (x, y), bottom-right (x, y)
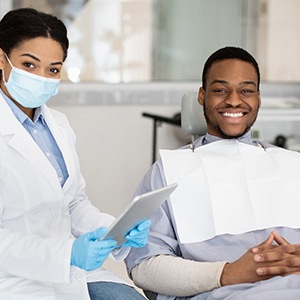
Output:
top-left (20, 53), bottom-right (40, 61)
top-left (20, 53), bottom-right (63, 65)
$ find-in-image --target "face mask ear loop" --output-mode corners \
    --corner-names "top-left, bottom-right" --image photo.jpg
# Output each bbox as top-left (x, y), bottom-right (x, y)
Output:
top-left (2, 69), bottom-right (6, 84)
top-left (4, 52), bottom-right (13, 68)
top-left (2, 52), bottom-right (13, 84)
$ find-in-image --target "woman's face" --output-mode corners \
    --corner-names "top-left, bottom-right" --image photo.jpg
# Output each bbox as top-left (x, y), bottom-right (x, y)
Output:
top-left (0, 37), bottom-right (64, 112)
top-left (1, 37), bottom-right (64, 78)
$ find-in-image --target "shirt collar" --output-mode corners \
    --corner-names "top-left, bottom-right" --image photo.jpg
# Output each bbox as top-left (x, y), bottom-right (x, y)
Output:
top-left (203, 131), bottom-right (254, 146)
top-left (0, 89), bottom-right (45, 125)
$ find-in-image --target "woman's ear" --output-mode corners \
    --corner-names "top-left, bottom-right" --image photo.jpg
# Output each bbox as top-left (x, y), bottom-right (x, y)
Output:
top-left (198, 87), bottom-right (205, 106)
top-left (0, 49), bottom-right (6, 69)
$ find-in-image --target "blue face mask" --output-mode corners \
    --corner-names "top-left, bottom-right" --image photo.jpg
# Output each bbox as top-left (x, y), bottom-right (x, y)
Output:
top-left (3, 53), bottom-right (60, 108)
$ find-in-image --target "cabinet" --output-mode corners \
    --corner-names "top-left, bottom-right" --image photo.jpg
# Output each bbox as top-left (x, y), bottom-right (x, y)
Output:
top-left (254, 98), bottom-right (300, 149)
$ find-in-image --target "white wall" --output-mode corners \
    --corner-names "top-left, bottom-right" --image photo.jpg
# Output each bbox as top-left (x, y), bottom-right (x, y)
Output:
top-left (51, 103), bottom-right (185, 215)
top-left (257, 0), bottom-right (300, 81)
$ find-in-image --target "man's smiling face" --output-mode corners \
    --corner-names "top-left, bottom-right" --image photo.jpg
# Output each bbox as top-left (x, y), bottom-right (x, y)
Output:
top-left (198, 59), bottom-right (261, 139)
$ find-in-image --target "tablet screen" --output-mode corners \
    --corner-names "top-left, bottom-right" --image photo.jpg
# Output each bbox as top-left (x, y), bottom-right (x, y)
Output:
top-left (100, 183), bottom-right (177, 245)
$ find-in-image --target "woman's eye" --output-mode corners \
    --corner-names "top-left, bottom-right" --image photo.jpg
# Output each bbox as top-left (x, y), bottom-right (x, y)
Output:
top-left (49, 68), bottom-right (60, 74)
top-left (23, 62), bottom-right (35, 69)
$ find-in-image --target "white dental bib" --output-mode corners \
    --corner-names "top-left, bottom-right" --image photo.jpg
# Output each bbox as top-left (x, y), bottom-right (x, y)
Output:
top-left (160, 140), bottom-right (300, 244)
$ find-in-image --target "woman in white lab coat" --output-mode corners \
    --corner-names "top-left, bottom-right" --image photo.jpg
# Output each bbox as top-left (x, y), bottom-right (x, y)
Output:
top-left (0, 8), bottom-right (149, 300)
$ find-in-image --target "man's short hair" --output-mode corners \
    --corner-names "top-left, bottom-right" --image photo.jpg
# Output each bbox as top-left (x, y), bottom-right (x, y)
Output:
top-left (202, 46), bottom-right (260, 90)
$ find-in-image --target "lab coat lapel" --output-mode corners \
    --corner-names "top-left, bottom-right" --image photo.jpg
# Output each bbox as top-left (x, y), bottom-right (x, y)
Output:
top-left (41, 105), bottom-right (75, 193)
top-left (0, 95), bottom-right (62, 196)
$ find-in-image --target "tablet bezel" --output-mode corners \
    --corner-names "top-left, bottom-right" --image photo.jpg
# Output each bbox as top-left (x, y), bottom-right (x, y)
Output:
top-left (99, 183), bottom-right (178, 245)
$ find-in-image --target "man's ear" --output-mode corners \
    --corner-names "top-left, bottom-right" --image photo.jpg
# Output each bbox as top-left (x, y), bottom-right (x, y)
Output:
top-left (0, 49), bottom-right (6, 69)
top-left (198, 87), bottom-right (205, 106)
top-left (258, 91), bottom-right (261, 108)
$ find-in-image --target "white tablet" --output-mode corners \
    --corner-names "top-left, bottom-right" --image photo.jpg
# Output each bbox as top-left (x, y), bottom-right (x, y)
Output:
top-left (100, 183), bottom-right (178, 245)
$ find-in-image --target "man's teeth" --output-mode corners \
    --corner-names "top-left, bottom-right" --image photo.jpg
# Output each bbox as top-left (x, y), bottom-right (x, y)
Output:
top-left (222, 112), bottom-right (243, 118)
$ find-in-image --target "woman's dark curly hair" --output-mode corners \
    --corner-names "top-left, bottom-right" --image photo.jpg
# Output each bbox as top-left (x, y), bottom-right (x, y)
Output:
top-left (0, 7), bottom-right (69, 61)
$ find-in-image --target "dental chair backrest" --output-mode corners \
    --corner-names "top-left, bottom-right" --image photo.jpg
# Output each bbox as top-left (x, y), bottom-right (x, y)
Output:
top-left (181, 92), bottom-right (207, 148)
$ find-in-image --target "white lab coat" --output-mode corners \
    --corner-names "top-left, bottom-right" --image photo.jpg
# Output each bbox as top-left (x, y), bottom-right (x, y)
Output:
top-left (0, 94), bottom-right (127, 299)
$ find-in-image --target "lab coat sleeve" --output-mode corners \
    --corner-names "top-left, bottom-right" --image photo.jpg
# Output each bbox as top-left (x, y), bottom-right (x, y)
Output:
top-left (0, 205), bottom-right (74, 283)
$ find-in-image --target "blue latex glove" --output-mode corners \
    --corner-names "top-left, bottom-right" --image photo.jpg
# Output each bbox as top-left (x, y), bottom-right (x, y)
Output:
top-left (121, 219), bottom-right (151, 248)
top-left (71, 227), bottom-right (117, 271)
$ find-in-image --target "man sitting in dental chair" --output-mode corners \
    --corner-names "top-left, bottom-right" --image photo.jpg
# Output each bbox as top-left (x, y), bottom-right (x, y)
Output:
top-left (125, 46), bottom-right (300, 300)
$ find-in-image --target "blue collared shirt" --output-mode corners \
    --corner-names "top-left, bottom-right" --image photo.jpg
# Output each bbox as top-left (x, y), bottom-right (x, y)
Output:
top-left (1, 89), bottom-right (69, 187)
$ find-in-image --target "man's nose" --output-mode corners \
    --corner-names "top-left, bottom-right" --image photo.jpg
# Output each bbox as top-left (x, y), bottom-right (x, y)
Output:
top-left (225, 91), bottom-right (242, 106)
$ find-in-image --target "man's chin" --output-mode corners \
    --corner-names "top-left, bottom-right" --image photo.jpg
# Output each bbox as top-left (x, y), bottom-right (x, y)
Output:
top-left (218, 129), bottom-right (250, 139)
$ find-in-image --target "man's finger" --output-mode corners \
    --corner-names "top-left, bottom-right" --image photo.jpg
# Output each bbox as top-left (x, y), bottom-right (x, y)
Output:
top-left (252, 233), bottom-right (275, 253)
top-left (272, 231), bottom-right (290, 246)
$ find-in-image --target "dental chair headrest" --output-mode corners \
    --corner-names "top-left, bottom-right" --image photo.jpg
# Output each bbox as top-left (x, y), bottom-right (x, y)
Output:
top-left (181, 92), bottom-right (206, 136)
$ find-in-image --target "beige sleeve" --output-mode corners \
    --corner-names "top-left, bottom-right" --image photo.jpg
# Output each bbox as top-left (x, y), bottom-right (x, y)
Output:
top-left (131, 254), bottom-right (227, 297)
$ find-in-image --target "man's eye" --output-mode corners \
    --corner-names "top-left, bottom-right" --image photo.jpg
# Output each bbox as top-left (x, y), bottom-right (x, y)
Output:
top-left (213, 89), bottom-right (226, 93)
top-left (242, 89), bottom-right (254, 94)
